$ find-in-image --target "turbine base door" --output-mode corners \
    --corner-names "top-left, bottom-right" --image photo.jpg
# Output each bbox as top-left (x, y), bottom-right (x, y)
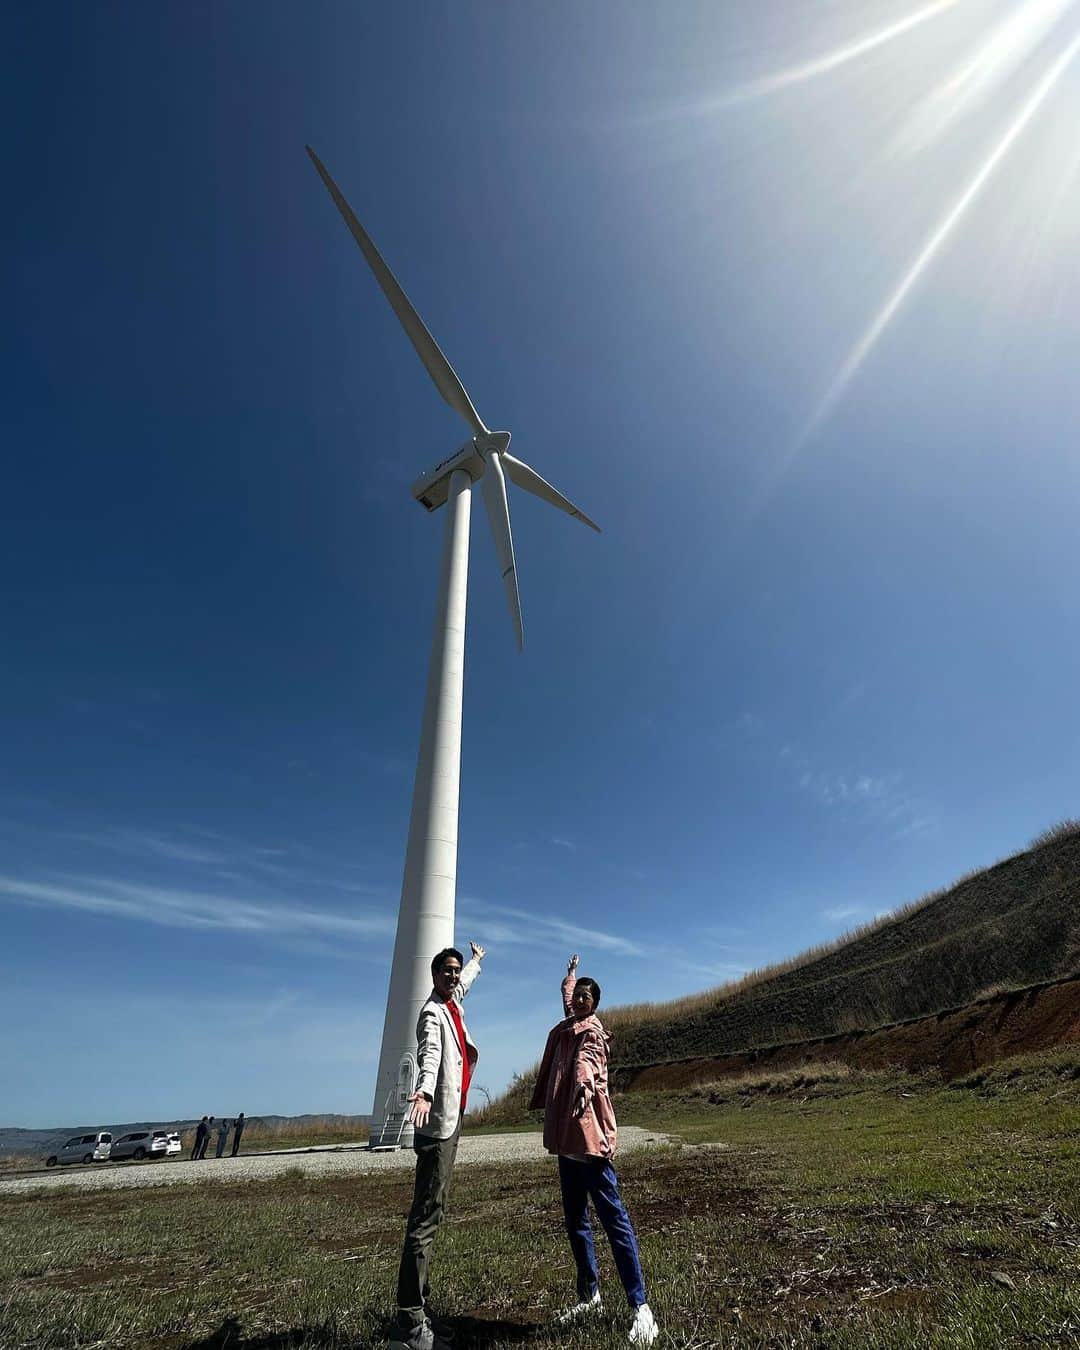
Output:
top-left (397, 1053), bottom-right (417, 1108)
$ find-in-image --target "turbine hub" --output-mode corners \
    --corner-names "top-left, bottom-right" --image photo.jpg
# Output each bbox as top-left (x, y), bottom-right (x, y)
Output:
top-left (478, 430), bottom-right (512, 460)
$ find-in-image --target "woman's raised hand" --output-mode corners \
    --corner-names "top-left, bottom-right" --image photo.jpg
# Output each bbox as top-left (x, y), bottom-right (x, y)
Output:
top-left (567, 953), bottom-right (579, 974)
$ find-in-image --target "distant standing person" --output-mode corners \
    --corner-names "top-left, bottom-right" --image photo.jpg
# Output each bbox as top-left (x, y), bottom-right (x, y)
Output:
top-left (215, 1117), bottom-right (230, 1158)
top-left (530, 954), bottom-right (658, 1345)
top-left (191, 1116), bottom-right (209, 1161)
top-left (391, 941), bottom-right (486, 1350)
top-left (231, 1112), bottom-right (246, 1156)
top-left (196, 1116), bottom-right (215, 1160)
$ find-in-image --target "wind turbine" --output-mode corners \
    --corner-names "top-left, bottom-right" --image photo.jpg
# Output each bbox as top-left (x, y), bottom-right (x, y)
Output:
top-left (305, 146), bottom-right (600, 1147)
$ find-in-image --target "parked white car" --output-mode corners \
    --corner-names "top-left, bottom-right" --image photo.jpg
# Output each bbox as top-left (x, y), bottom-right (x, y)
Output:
top-left (110, 1129), bottom-right (182, 1161)
top-left (46, 1132), bottom-right (112, 1167)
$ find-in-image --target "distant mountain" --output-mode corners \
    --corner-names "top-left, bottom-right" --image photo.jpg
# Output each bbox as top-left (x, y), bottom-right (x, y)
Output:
top-left (0, 1113), bottom-right (371, 1158)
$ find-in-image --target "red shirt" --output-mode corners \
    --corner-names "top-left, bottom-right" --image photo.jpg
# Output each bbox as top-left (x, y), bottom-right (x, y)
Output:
top-left (445, 997), bottom-right (471, 1111)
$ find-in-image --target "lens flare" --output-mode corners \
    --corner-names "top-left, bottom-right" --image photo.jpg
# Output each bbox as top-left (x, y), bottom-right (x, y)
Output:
top-left (893, 0), bottom-right (1077, 152)
top-left (803, 30), bottom-right (1080, 442)
top-left (715, 0), bottom-right (963, 107)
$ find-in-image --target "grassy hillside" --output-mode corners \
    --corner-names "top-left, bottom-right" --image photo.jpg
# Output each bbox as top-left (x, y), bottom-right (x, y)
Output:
top-left (483, 823), bottom-right (1080, 1121)
top-left (604, 821), bottom-right (1080, 1069)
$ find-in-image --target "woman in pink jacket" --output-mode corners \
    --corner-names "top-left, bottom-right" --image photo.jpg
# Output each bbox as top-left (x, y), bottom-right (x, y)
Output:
top-left (529, 955), bottom-right (658, 1346)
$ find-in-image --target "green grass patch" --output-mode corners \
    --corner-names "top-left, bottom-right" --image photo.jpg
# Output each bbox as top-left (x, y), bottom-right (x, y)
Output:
top-left (1, 1069), bottom-right (1077, 1348)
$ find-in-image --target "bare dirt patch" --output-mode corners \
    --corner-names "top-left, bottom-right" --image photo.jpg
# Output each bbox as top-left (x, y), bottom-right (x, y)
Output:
top-left (616, 974), bottom-right (1080, 1091)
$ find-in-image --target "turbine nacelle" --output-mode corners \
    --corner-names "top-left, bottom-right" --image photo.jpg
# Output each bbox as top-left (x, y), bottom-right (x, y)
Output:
top-left (411, 432), bottom-right (512, 514)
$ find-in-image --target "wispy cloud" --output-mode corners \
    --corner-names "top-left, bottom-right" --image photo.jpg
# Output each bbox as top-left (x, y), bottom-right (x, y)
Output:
top-left (53, 821), bottom-right (393, 899)
top-left (735, 714), bottom-right (939, 838)
top-left (0, 875), bottom-right (394, 941)
top-left (797, 769), bottom-right (892, 809)
top-left (822, 904), bottom-right (864, 923)
top-left (794, 760), bottom-right (938, 837)
top-left (64, 828), bottom-right (229, 865)
top-left (551, 836), bottom-right (576, 852)
top-left (459, 899), bottom-right (646, 959)
top-left (665, 955), bottom-right (751, 983)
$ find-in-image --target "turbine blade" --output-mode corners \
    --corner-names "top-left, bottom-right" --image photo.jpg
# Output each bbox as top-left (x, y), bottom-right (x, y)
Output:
top-left (501, 453), bottom-right (601, 532)
top-left (481, 453), bottom-right (524, 650)
top-left (305, 146), bottom-right (487, 437)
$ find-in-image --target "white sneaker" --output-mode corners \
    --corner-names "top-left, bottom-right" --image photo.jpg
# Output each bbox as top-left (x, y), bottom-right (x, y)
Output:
top-left (628, 1302), bottom-right (658, 1345)
top-left (554, 1290), bottom-right (602, 1325)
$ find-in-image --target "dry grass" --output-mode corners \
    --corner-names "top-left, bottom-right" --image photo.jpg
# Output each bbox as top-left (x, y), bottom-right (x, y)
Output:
top-left (600, 892), bottom-right (951, 1035)
top-left (688, 1060), bottom-right (855, 1097)
top-left (599, 886), bottom-right (968, 1038)
top-left (1029, 818), bottom-right (1080, 848)
top-left (169, 1116), bottom-right (370, 1156)
top-left (950, 1045), bottom-right (1080, 1098)
top-left (0, 1154), bottom-right (38, 1174)
top-left (238, 1116), bottom-right (369, 1150)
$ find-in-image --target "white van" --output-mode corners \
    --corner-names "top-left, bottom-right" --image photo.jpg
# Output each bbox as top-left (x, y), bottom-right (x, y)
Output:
top-left (46, 1132), bottom-right (112, 1166)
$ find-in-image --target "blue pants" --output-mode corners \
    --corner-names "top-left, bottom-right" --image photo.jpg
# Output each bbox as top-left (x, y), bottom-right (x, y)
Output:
top-left (558, 1155), bottom-right (647, 1308)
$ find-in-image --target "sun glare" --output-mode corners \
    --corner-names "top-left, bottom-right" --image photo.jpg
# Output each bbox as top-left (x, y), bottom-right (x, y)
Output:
top-left (715, 0), bottom-right (964, 107)
top-left (720, 0), bottom-right (1080, 516)
top-left (893, 0), bottom-right (1077, 152)
top-left (802, 19), bottom-right (1080, 443)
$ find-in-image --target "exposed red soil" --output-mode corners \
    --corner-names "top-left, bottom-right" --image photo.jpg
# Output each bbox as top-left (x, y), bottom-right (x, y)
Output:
top-left (613, 974), bottom-right (1080, 1091)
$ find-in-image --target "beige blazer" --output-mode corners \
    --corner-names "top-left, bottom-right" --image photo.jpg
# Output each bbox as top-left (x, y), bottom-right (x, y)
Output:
top-left (413, 956), bottom-right (481, 1140)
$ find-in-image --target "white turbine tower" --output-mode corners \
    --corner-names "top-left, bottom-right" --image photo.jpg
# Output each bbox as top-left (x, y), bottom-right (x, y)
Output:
top-left (306, 147), bottom-right (600, 1148)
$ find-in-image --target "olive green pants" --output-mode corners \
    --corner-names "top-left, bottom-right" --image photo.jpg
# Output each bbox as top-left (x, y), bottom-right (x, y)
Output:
top-left (395, 1126), bottom-right (461, 1329)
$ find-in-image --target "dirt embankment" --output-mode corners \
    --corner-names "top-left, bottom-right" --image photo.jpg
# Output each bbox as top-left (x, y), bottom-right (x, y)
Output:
top-left (612, 974), bottom-right (1080, 1092)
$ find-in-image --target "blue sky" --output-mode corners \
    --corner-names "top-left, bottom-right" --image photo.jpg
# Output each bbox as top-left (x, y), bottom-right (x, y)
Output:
top-left (4, 2), bottom-right (1078, 1126)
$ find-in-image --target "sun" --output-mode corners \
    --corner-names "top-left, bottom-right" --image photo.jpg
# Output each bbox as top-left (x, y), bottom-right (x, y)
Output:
top-left (715, 0), bottom-right (1080, 506)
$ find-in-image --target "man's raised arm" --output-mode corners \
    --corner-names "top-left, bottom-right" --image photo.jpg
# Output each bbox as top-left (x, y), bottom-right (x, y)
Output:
top-left (454, 939), bottom-right (486, 1001)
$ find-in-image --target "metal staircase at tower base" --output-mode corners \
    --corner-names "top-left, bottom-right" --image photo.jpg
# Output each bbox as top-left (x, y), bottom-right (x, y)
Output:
top-left (368, 1089), bottom-right (411, 1151)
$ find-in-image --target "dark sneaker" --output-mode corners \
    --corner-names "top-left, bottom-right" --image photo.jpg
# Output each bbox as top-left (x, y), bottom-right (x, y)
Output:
top-left (426, 1313), bottom-right (455, 1343)
top-left (388, 1321), bottom-right (451, 1350)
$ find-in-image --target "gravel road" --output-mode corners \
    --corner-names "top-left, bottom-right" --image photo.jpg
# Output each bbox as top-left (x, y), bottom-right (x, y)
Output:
top-left (0, 1127), bottom-right (672, 1196)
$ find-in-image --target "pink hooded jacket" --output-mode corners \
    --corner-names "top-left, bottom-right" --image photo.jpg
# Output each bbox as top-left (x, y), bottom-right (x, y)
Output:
top-left (528, 974), bottom-right (619, 1159)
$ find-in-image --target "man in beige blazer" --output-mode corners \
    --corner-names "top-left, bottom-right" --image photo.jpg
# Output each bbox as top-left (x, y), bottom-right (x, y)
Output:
top-left (392, 940), bottom-right (485, 1350)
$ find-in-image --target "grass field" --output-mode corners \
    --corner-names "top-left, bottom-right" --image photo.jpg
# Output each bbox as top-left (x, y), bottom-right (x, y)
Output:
top-left (1, 1052), bottom-right (1077, 1349)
